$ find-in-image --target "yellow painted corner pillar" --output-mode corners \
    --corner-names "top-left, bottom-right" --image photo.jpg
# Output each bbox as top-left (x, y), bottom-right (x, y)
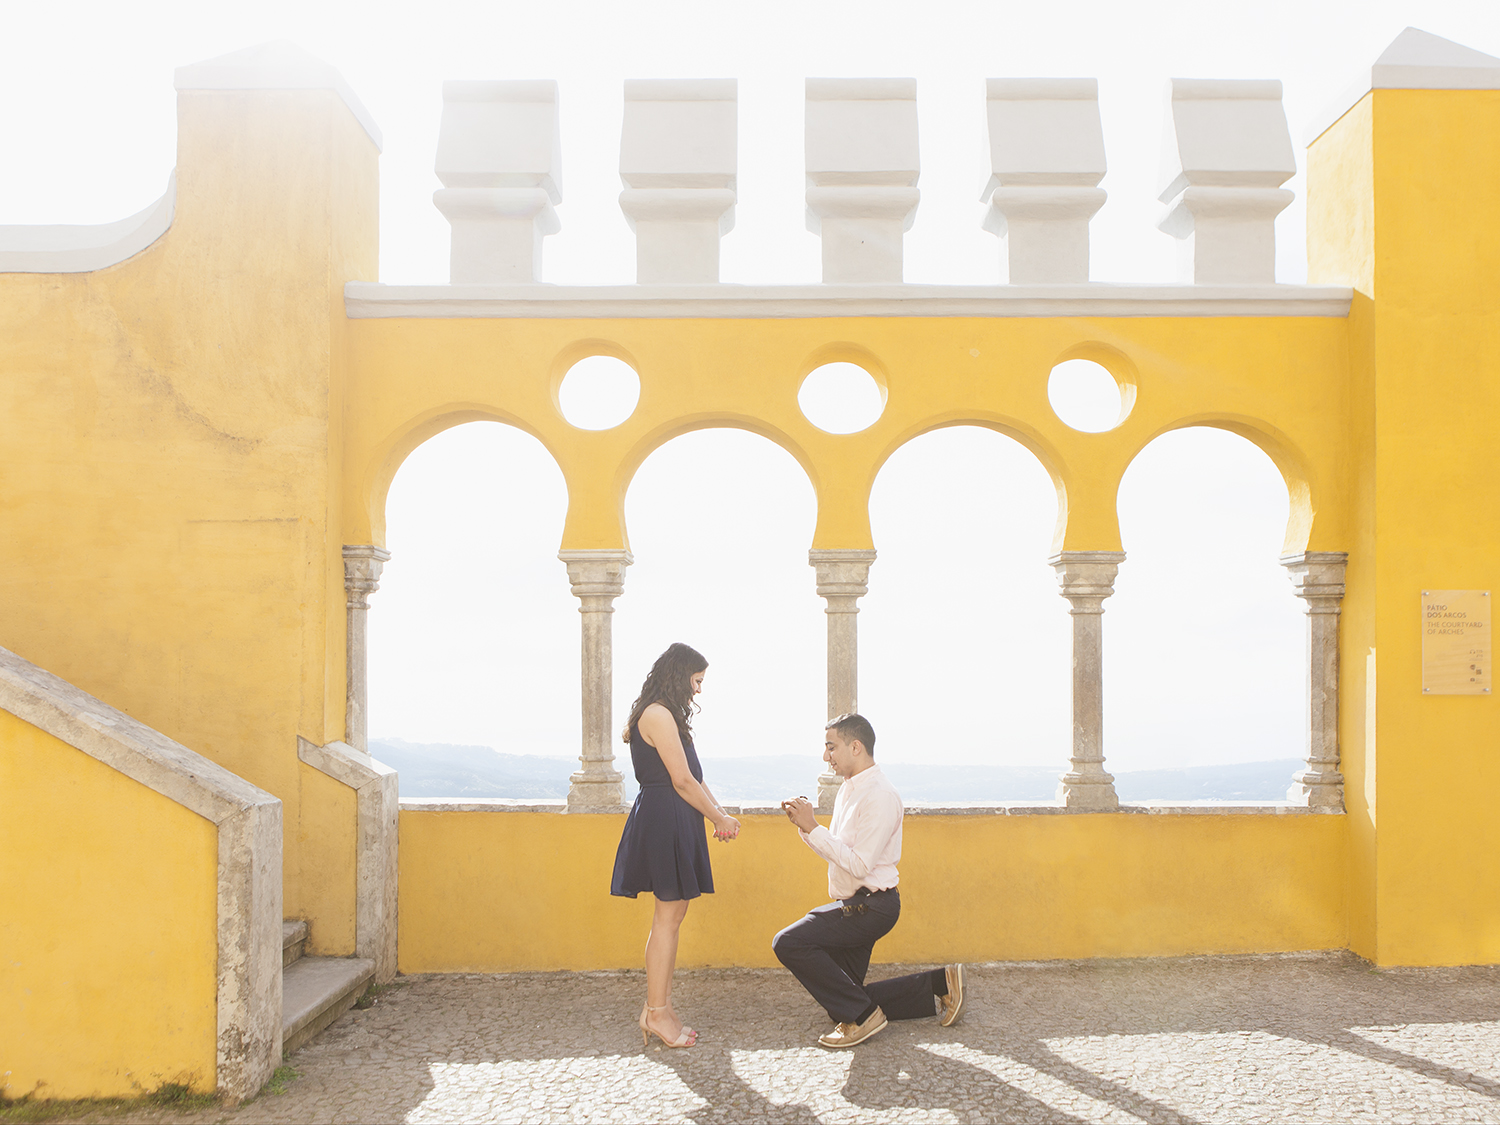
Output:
top-left (1310, 65), bottom-right (1500, 964)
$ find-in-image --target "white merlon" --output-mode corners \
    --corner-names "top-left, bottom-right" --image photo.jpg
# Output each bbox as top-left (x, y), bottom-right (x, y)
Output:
top-left (434, 81), bottom-right (562, 284)
top-left (0, 173), bottom-right (175, 274)
top-left (1157, 79), bottom-right (1295, 285)
top-left (619, 79), bottom-right (737, 284)
top-left (982, 79), bottom-right (1107, 284)
top-left (1308, 28), bottom-right (1500, 143)
top-left (805, 78), bottom-right (919, 284)
top-left (174, 40), bottom-right (382, 150)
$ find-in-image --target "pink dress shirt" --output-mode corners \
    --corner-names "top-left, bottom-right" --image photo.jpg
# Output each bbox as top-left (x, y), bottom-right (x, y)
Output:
top-left (799, 763), bottom-right (903, 900)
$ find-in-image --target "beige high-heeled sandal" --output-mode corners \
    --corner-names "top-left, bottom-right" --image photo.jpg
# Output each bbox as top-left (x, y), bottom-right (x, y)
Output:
top-left (640, 1002), bottom-right (697, 1048)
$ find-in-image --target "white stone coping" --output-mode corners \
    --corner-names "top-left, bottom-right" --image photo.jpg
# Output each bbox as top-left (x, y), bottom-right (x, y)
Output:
top-left (0, 173), bottom-right (175, 274)
top-left (0, 643), bottom-right (282, 1101)
top-left (175, 40), bottom-right (382, 151)
top-left (346, 281), bottom-right (1353, 320)
top-left (399, 797), bottom-right (1338, 817)
top-left (1306, 27), bottom-right (1500, 143)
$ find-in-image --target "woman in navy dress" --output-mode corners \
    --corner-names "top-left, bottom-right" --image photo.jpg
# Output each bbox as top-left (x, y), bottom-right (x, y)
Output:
top-left (612, 643), bottom-right (740, 1049)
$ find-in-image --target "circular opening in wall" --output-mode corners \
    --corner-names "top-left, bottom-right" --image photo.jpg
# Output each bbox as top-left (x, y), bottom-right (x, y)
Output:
top-left (798, 362), bottom-right (885, 434)
top-left (1048, 359), bottom-right (1127, 433)
top-left (559, 355), bottom-right (641, 430)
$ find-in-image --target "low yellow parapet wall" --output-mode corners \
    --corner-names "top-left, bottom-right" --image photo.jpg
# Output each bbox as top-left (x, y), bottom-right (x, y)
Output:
top-left (1, 710), bottom-right (217, 1098)
top-left (0, 647), bottom-right (282, 1102)
top-left (397, 807), bottom-right (1347, 972)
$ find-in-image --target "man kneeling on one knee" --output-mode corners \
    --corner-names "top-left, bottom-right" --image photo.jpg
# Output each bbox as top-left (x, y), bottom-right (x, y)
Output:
top-left (774, 713), bottom-right (965, 1049)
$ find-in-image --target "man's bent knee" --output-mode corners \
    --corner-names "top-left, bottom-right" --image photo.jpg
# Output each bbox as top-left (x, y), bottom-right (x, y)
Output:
top-left (772, 924), bottom-right (806, 965)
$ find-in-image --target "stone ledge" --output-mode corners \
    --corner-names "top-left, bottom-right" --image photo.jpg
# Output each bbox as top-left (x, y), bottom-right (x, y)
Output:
top-left (398, 798), bottom-right (1340, 817)
top-left (346, 281), bottom-right (1354, 320)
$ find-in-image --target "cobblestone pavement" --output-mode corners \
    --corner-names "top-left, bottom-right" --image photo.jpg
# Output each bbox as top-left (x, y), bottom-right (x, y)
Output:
top-left (94, 952), bottom-right (1500, 1123)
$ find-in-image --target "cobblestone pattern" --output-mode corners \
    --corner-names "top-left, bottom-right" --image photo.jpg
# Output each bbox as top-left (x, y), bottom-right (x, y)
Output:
top-left (81, 952), bottom-right (1500, 1123)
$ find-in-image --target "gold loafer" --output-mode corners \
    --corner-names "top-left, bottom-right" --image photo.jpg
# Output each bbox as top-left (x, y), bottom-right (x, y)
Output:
top-left (819, 1006), bottom-right (887, 1048)
top-left (939, 964), bottom-right (965, 1027)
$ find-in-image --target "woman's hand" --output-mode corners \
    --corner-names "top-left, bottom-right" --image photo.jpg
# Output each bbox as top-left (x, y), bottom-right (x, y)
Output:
top-left (713, 814), bottom-right (741, 841)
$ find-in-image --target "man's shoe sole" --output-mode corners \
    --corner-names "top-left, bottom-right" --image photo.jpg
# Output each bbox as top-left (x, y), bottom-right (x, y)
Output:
top-left (819, 1016), bottom-right (888, 1048)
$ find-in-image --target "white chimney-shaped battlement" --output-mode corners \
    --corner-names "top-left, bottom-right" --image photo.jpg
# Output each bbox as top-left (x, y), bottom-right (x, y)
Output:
top-left (804, 78), bottom-right (920, 284)
top-left (1157, 78), bottom-right (1296, 284)
top-left (982, 78), bottom-right (1107, 284)
top-left (410, 70), bottom-right (1329, 291)
top-left (434, 80), bottom-right (562, 284)
top-left (619, 79), bottom-right (737, 284)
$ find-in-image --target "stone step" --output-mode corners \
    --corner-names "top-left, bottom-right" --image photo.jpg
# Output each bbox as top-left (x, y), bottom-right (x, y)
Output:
top-left (282, 920), bottom-right (309, 968)
top-left (282, 956), bottom-right (375, 1055)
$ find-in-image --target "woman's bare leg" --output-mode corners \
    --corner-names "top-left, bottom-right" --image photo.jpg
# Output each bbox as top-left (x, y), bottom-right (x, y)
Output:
top-left (644, 897), bottom-right (692, 1041)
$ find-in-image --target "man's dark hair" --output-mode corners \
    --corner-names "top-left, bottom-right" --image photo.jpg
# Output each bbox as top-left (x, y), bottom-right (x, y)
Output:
top-left (825, 713), bottom-right (876, 757)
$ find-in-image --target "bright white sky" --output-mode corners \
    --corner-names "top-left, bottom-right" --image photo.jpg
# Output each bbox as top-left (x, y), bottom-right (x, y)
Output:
top-left (6, 1), bottom-right (1497, 782)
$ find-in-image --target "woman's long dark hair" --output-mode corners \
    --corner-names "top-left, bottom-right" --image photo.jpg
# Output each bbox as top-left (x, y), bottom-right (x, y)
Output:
top-left (622, 643), bottom-right (708, 743)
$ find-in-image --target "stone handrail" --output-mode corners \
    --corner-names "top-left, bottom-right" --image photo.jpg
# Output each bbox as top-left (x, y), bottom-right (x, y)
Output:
top-left (296, 738), bottom-right (399, 982)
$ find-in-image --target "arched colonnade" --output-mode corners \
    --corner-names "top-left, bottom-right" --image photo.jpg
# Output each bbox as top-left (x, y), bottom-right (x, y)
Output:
top-left (337, 310), bottom-right (1354, 812)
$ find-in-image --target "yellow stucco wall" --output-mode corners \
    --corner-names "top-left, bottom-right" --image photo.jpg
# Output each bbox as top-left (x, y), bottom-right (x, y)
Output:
top-left (344, 315), bottom-right (1352, 558)
top-left (0, 86), bottom-right (379, 954)
top-left (1308, 88), bottom-right (1500, 966)
top-left (296, 762), bottom-right (359, 956)
top-left (0, 710), bottom-right (218, 1098)
top-left (397, 811), bottom-right (1347, 971)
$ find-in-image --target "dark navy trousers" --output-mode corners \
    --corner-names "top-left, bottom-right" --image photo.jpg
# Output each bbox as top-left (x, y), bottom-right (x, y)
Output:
top-left (772, 890), bottom-right (942, 1025)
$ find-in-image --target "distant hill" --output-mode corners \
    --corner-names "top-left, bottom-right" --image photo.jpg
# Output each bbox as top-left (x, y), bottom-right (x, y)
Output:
top-left (370, 738), bottom-right (1302, 804)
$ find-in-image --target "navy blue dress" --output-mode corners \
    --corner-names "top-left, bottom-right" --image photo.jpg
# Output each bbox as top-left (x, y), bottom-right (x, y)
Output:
top-left (610, 724), bottom-right (715, 901)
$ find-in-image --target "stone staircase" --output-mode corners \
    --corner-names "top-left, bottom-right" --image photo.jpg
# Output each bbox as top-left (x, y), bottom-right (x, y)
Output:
top-left (281, 920), bottom-right (375, 1054)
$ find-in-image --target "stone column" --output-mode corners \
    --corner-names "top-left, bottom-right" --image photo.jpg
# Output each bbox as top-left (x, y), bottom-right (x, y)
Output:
top-left (809, 549), bottom-right (876, 810)
top-left (1049, 551), bottom-right (1125, 810)
top-left (559, 549), bottom-right (632, 811)
top-left (343, 545), bottom-right (391, 754)
top-left (1281, 552), bottom-right (1348, 809)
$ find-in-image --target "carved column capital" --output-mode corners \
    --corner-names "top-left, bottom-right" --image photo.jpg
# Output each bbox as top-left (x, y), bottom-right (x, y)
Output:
top-left (343, 545), bottom-right (391, 610)
top-left (559, 549), bottom-right (632, 604)
top-left (1280, 551), bottom-right (1348, 613)
top-left (810, 548), bottom-right (877, 610)
top-left (1049, 551), bottom-right (1125, 614)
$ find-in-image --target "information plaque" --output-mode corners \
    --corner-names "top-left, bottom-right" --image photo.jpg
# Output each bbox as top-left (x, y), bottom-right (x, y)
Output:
top-left (1422, 590), bottom-right (1492, 695)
